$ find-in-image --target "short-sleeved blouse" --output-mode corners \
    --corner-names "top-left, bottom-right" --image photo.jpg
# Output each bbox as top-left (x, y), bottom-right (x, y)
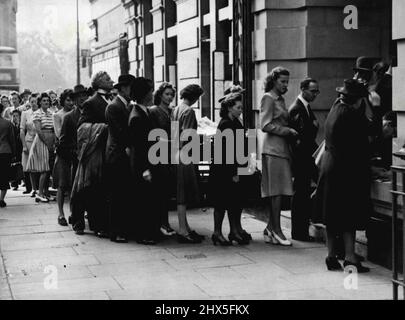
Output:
top-left (33, 109), bottom-right (54, 130)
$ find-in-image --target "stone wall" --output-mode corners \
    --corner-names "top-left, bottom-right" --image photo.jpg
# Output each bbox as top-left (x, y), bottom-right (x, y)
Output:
top-left (0, 0), bottom-right (18, 49)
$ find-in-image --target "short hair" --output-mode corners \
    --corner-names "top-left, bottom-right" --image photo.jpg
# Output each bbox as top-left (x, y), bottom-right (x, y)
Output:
top-left (153, 82), bottom-right (176, 106)
top-left (264, 67), bottom-right (290, 92)
top-left (219, 93), bottom-right (243, 119)
top-left (1, 95), bottom-right (9, 102)
top-left (60, 89), bottom-right (75, 107)
top-left (38, 92), bottom-right (51, 106)
top-left (300, 78), bottom-right (318, 91)
top-left (180, 84), bottom-right (204, 101)
top-left (11, 109), bottom-right (21, 116)
top-left (91, 71), bottom-right (110, 90)
top-left (132, 77), bottom-right (154, 102)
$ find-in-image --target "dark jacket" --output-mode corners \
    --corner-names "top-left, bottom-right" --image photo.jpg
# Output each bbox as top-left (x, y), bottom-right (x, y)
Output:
top-left (314, 99), bottom-right (372, 232)
top-left (149, 105), bottom-right (172, 136)
top-left (105, 97), bottom-right (132, 166)
top-left (288, 97), bottom-right (319, 160)
top-left (0, 118), bottom-right (16, 156)
top-left (57, 107), bottom-right (81, 161)
top-left (128, 104), bottom-right (153, 179)
top-left (77, 93), bottom-right (108, 128)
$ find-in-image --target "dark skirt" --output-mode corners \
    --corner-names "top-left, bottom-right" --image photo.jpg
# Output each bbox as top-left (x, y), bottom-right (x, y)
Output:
top-left (208, 165), bottom-right (243, 209)
top-left (52, 156), bottom-right (73, 189)
top-left (0, 154), bottom-right (11, 190)
top-left (314, 151), bottom-right (372, 232)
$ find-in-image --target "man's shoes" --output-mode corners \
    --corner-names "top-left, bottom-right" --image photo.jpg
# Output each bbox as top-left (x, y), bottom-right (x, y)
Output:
top-left (337, 253), bottom-right (365, 262)
top-left (96, 231), bottom-right (109, 239)
top-left (30, 191), bottom-right (37, 198)
top-left (111, 235), bottom-right (128, 243)
top-left (23, 190), bottom-right (31, 195)
top-left (343, 260), bottom-right (370, 273)
top-left (326, 256), bottom-right (343, 271)
top-left (136, 239), bottom-right (157, 245)
top-left (74, 229), bottom-right (85, 235)
top-left (0, 200), bottom-right (7, 208)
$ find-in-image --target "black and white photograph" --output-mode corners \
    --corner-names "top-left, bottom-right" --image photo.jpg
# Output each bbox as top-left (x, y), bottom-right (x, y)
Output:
top-left (0, 0), bottom-right (404, 304)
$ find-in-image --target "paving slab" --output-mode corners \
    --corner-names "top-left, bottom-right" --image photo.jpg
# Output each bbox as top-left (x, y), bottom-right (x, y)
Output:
top-left (0, 189), bottom-right (397, 300)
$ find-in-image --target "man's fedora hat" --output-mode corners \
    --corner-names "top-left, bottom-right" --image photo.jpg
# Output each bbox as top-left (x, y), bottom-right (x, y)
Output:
top-left (336, 79), bottom-right (369, 98)
top-left (21, 89), bottom-right (32, 95)
top-left (353, 56), bottom-right (375, 72)
top-left (73, 84), bottom-right (87, 97)
top-left (114, 74), bottom-right (136, 89)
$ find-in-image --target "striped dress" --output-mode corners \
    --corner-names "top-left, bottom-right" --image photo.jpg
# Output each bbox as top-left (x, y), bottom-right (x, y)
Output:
top-left (26, 109), bottom-right (55, 172)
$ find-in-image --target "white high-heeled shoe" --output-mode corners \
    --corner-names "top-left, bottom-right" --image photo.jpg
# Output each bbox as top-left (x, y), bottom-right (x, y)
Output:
top-left (271, 231), bottom-right (292, 247)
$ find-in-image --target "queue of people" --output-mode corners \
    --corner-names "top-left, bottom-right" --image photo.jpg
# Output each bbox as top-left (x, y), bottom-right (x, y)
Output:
top-left (0, 55), bottom-right (390, 274)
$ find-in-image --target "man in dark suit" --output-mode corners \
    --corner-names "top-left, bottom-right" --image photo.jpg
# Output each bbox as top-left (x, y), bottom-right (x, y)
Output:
top-left (77, 71), bottom-right (114, 127)
top-left (105, 74), bottom-right (135, 243)
top-left (128, 77), bottom-right (160, 245)
top-left (288, 78), bottom-right (320, 241)
top-left (72, 72), bottom-right (114, 237)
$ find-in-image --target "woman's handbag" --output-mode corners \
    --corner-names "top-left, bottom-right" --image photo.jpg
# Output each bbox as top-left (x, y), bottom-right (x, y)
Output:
top-left (9, 161), bottom-right (24, 182)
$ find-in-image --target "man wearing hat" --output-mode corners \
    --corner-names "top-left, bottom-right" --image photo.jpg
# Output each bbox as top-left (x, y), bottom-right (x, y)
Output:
top-left (314, 79), bottom-right (371, 273)
top-left (105, 74), bottom-right (136, 243)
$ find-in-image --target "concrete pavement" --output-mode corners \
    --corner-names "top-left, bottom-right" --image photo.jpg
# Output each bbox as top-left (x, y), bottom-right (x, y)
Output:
top-left (0, 189), bottom-right (401, 300)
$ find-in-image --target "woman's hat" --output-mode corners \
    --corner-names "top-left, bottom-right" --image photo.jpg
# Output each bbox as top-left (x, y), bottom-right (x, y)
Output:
top-left (353, 56), bottom-right (375, 72)
top-left (219, 84), bottom-right (246, 103)
top-left (114, 74), bottom-right (136, 89)
top-left (336, 79), bottom-right (369, 98)
top-left (21, 89), bottom-right (32, 96)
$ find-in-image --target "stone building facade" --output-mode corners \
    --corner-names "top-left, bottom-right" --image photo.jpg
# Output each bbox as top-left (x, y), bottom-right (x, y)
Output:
top-left (87, 0), bottom-right (392, 128)
top-left (0, 0), bottom-right (18, 49)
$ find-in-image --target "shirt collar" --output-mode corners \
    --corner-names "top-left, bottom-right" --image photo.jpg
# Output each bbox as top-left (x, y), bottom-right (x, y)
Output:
top-left (97, 89), bottom-right (109, 95)
top-left (117, 95), bottom-right (129, 106)
top-left (298, 94), bottom-right (310, 108)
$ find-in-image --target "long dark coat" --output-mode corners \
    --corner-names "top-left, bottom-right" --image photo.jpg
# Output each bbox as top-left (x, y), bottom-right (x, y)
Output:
top-left (314, 98), bottom-right (372, 232)
top-left (209, 117), bottom-right (245, 208)
top-left (128, 104), bottom-right (160, 240)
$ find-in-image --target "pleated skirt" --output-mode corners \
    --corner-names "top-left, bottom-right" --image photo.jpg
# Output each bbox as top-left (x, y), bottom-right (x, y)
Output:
top-left (26, 132), bottom-right (54, 173)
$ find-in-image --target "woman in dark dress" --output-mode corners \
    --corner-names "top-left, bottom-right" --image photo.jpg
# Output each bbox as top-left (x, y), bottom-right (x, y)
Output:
top-left (209, 92), bottom-right (250, 246)
top-left (315, 79), bottom-right (372, 273)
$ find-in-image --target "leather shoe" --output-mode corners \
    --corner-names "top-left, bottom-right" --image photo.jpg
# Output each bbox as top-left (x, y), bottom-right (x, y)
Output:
top-left (74, 229), bottom-right (84, 235)
top-left (326, 256), bottom-right (343, 271)
top-left (96, 231), bottom-right (109, 239)
top-left (58, 217), bottom-right (68, 227)
top-left (343, 260), bottom-right (370, 273)
top-left (111, 236), bottom-right (128, 243)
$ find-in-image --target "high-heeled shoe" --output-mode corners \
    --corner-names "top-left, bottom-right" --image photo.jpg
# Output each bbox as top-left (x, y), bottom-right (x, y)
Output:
top-left (35, 195), bottom-right (49, 203)
top-left (271, 231), bottom-right (292, 247)
top-left (343, 260), bottom-right (370, 273)
top-left (211, 234), bottom-right (232, 246)
top-left (325, 256), bottom-right (343, 271)
top-left (190, 230), bottom-right (205, 241)
top-left (177, 233), bottom-right (201, 244)
top-left (228, 233), bottom-right (249, 245)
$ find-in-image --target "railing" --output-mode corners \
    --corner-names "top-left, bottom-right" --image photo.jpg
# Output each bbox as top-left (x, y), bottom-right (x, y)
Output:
top-left (390, 165), bottom-right (405, 300)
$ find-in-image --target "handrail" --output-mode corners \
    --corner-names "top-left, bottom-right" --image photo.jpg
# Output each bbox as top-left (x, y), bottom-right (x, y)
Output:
top-left (390, 165), bottom-right (405, 300)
